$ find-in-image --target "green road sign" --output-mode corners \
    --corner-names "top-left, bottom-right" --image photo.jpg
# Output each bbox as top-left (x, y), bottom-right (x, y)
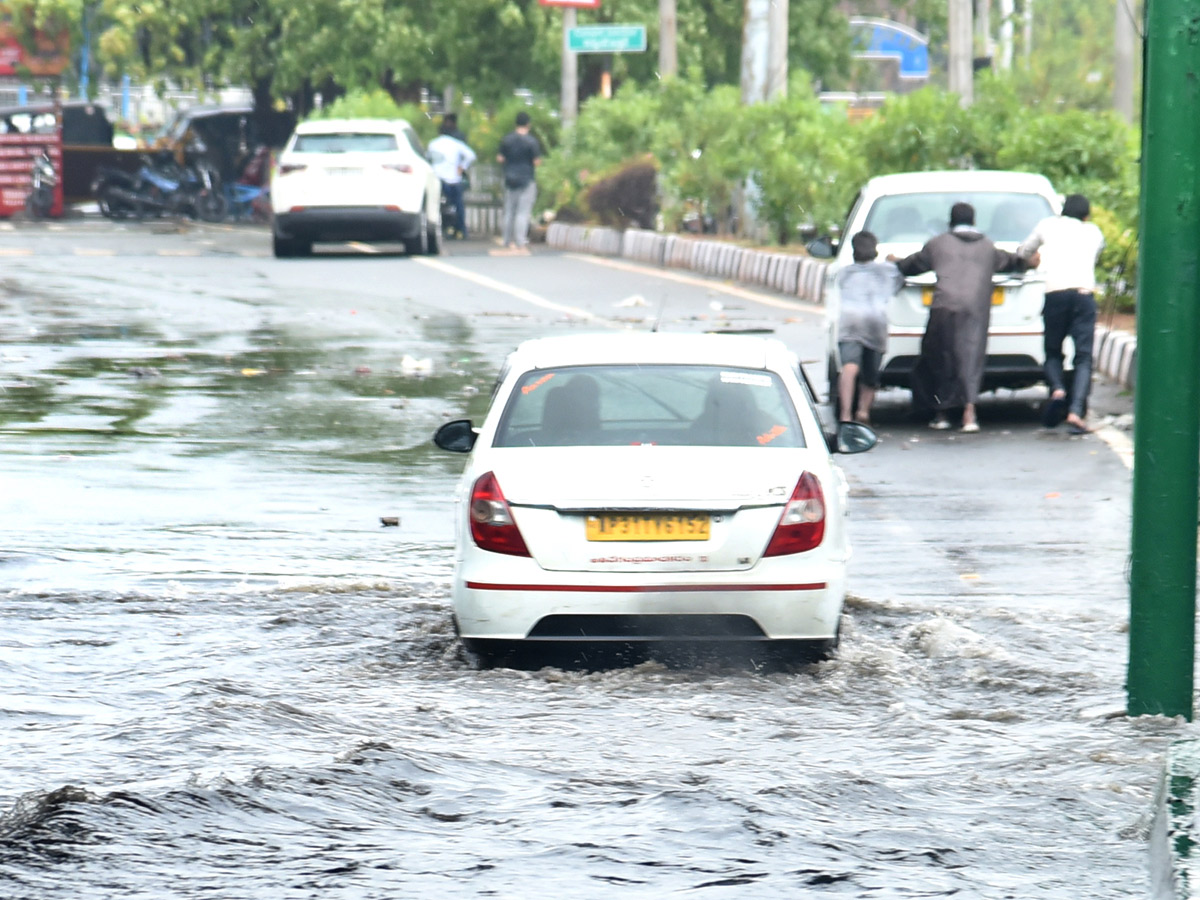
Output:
top-left (567, 25), bottom-right (647, 53)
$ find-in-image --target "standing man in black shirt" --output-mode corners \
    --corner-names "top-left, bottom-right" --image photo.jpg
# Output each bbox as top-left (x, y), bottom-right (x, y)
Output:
top-left (496, 111), bottom-right (543, 254)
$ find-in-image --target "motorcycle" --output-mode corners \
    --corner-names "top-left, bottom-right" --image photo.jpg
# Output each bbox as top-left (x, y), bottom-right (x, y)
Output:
top-left (26, 147), bottom-right (57, 218)
top-left (91, 164), bottom-right (143, 219)
top-left (92, 151), bottom-right (226, 222)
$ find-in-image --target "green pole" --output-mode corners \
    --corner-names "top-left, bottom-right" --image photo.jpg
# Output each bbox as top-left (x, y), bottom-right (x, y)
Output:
top-left (1128, 0), bottom-right (1200, 720)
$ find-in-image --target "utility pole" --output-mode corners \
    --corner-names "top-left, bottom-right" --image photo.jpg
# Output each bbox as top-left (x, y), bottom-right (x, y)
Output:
top-left (948, 0), bottom-right (974, 104)
top-left (976, 0), bottom-right (993, 64)
top-left (1113, 0), bottom-right (1136, 122)
top-left (561, 8), bottom-right (578, 126)
top-left (1023, 0), bottom-right (1033, 63)
top-left (659, 0), bottom-right (677, 78)
top-left (1128, 0), bottom-right (1200, 720)
top-left (740, 0), bottom-right (770, 104)
top-left (766, 0), bottom-right (787, 99)
top-left (998, 0), bottom-right (1014, 69)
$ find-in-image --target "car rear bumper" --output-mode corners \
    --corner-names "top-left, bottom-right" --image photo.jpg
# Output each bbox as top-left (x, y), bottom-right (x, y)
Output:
top-left (274, 207), bottom-right (422, 243)
top-left (876, 331), bottom-right (1046, 391)
top-left (452, 563), bottom-right (847, 641)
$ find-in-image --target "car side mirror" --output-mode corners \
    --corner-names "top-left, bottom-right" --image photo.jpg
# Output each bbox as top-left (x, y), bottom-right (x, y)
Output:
top-left (828, 422), bottom-right (877, 454)
top-left (434, 419), bottom-right (478, 453)
top-left (806, 237), bottom-right (836, 259)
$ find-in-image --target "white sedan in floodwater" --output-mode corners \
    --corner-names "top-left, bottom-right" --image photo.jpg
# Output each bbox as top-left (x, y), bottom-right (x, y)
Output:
top-left (433, 332), bottom-right (876, 669)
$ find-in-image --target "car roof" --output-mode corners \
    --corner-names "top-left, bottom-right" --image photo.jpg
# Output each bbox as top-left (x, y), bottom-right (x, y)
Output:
top-left (294, 118), bottom-right (414, 135)
top-left (860, 170), bottom-right (1057, 198)
top-left (507, 332), bottom-right (797, 372)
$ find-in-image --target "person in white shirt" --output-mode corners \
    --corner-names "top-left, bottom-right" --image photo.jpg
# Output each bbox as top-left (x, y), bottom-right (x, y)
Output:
top-left (1019, 194), bottom-right (1106, 434)
top-left (428, 121), bottom-right (476, 239)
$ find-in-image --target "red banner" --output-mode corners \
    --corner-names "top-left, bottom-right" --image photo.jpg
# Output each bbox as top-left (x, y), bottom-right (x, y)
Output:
top-left (0, 130), bottom-right (62, 217)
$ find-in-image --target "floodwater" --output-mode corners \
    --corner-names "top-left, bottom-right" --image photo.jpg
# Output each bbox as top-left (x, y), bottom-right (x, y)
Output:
top-left (0, 232), bottom-right (1188, 898)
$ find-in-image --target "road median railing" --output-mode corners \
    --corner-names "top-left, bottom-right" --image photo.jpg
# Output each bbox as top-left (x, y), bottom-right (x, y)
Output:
top-left (547, 222), bottom-right (828, 305)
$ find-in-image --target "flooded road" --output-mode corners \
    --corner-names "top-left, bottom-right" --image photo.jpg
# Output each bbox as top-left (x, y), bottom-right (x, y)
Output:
top-left (1, 222), bottom-right (1186, 898)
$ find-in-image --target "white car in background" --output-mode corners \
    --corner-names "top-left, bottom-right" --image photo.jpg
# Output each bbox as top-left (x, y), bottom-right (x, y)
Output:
top-left (270, 118), bottom-right (443, 258)
top-left (810, 170), bottom-right (1060, 412)
top-left (433, 332), bottom-right (877, 670)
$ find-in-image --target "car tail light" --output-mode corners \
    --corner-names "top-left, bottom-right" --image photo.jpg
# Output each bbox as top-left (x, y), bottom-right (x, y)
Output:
top-left (763, 472), bottom-right (826, 556)
top-left (277, 163), bottom-right (307, 175)
top-left (383, 163), bottom-right (414, 173)
top-left (469, 472), bottom-right (530, 557)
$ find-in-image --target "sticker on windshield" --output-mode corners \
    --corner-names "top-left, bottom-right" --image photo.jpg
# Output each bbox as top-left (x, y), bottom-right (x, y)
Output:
top-left (521, 373), bottom-right (556, 395)
top-left (757, 425), bottom-right (787, 445)
top-left (720, 371), bottom-right (772, 387)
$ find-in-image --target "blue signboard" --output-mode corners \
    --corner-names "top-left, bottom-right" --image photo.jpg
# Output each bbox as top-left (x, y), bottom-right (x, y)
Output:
top-left (850, 17), bottom-right (930, 80)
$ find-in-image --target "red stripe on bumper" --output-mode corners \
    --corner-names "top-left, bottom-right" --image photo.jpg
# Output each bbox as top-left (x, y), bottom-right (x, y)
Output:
top-left (465, 582), bottom-right (826, 593)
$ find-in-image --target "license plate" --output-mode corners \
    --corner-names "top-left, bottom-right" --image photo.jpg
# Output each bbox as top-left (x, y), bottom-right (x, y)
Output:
top-left (921, 287), bottom-right (1005, 306)
top-left (585, 513), bottom-right (710, 541)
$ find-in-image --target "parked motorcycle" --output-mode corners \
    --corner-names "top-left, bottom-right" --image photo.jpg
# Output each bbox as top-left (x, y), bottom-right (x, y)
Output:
top-left (26, 146), bottom-right (57, 218)
top-left (91, 164), bottom-right (142, 219)
top-left (92, 151), bottom-right (226, 222)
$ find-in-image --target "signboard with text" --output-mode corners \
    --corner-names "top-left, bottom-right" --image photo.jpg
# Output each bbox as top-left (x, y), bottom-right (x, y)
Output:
top-left (0, 130), bottom-right (62, 217)
top-left (567, 24), bottom-right (646, 53)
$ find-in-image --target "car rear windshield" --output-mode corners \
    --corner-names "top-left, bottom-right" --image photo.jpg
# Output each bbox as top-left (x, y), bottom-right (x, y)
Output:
top-left (493, 365), bottom-right (805, 448)
top-left (864, 191), bottom-right (1055, 244)
top-left (292, 133), bottom-right (399, 153)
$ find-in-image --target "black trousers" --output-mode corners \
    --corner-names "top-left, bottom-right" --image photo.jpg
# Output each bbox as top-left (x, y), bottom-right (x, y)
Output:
top-left (1043, 289), bottom-right (1097, 417)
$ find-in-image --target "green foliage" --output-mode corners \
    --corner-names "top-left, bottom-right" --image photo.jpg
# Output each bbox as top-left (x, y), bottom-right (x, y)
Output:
top-left (858, 88), bottom-right (978, 174)
top-left (309, 89), bottom-right (435, 141)
top-left (995, 109), bottom-right (1140, 223)
top-left (743, 78), bottom-right (864, 244)
top-left (1091, 205), bottom-right (1139, 313)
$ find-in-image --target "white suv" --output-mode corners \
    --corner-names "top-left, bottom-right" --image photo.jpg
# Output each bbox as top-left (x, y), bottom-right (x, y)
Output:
top-left (813, 170), bottom-right (1060, 408)
top-left (270, 118), bottom-right (443, 258)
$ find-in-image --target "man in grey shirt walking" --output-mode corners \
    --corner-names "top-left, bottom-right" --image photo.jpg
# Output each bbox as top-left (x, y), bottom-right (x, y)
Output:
top-left (496, 111), bottom-right (543, 254)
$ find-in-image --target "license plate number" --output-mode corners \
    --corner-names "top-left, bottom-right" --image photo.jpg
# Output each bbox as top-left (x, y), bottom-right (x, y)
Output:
top-left (585, 514), bottom-right (710, 541)
top-left (922, 287), bottom-right (1005, 306)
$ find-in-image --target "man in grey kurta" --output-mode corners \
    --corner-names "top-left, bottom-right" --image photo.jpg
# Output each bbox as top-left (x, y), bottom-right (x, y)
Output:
top-left (891, 202), bottom-right (1038, 433)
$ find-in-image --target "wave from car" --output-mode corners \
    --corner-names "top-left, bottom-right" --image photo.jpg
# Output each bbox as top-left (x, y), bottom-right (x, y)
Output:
top-left (270, 117), bottom-right (443, 258)
top-left (433, 332), bottom-right (877, 670)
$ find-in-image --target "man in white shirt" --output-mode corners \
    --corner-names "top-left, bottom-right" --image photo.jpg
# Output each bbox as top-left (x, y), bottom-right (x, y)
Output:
top-left (428, 121), bottom-right (476, 239)
top-left (1019, 194), bottom-right (1106, 434)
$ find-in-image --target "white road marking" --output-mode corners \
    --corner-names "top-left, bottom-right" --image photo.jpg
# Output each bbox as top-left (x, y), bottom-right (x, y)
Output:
top-left (1097, 426), bottom-right (1134, 470)
top-left (413, 257), bottom-right (597, 321)
top-left (567, 253), bottom-right (823, 315)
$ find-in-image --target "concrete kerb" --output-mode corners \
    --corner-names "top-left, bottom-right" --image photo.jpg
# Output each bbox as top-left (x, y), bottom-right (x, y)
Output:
top-left (1151, 739), bottom-right (1200, 900)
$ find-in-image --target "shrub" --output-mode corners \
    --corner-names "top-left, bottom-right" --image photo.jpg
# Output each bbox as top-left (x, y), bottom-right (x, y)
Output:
top-left (584, 157), bottom-right (658, 230)
top-left (309, 89), bottom-right (434, 142)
